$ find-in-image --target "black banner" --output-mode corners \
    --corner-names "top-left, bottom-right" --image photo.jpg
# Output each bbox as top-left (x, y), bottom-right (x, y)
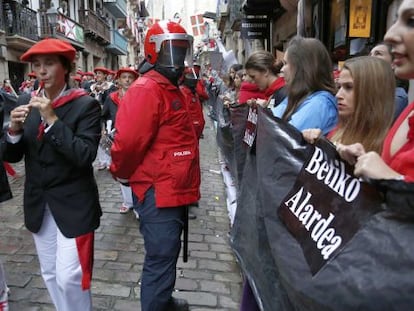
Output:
top-left (240, 18), bottom-right (270, 40)
top-left (230, 107), bottom-right (414, 310)
top-left (278, 138), bottom-right (381, 274)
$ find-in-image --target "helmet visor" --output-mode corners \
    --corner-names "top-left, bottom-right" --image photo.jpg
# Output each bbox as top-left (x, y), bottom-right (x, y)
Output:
top-left (157, 40), bottom-right (193, 68)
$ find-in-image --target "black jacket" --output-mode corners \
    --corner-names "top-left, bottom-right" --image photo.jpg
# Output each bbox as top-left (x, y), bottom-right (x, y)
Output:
top-left (3, 92), bottom-right (102, 237)
top-left (0, 101), bottom-right (12, 203)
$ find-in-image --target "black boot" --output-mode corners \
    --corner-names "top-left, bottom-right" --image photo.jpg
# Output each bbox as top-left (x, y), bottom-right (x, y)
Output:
top-left (188, 211), bottom-right (197, 220)
top-left (167, 297), bottom-right (189, 311)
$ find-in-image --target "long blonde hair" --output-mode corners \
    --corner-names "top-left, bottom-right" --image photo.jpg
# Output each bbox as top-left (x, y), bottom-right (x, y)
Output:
top-left (331, 56), bottom-right (395, 153)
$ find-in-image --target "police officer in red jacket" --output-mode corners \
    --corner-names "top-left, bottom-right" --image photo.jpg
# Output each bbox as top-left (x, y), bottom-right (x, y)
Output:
top-left (110, 21), bottom-right (199, 311)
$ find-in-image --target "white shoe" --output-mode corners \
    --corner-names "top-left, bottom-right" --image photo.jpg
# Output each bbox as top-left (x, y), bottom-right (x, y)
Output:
top-left (132, 208), bottom-right (139, 220)
top-left (0, 288), bottom-right (9, 311)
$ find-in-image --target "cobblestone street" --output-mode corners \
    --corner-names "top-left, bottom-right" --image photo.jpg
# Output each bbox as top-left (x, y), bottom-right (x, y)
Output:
top-left (0, 117), bottom-right (242, 310)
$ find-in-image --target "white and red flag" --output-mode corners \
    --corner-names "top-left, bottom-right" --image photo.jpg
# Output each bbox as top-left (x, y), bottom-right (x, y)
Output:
top-left (190, 14), bottom-right (205, 36)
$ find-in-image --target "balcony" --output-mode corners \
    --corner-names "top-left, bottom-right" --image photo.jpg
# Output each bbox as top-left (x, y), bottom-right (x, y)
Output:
top-left (103, 0), bottom-right (127, 18)
top-left (38, 10), bottom-right (85, 49)
top-left (78, 9), bottom-right (110, 45)
top-left (106, 29), bottom-right (127, 55)
top-left (3, 0), bottom-right (38, 51)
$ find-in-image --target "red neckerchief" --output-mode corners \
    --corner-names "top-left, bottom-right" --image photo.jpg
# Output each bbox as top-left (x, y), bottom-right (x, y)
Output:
top-left (264, 77), bottom-right (285, 99)
top-left (110, 91), bottom-right (122, 106)
top-left (36, 88), bottom-right (88, 140)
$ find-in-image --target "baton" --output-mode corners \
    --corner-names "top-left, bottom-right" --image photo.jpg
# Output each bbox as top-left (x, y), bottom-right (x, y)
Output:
top-left (183, 205), bottom-right (189, 262)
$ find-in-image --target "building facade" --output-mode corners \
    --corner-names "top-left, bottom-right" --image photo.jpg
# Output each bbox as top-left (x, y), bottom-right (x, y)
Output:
top-left (0, 0), bottom-right (405, 91)
top-left (0, 0), bottom-right (134, 92)
top-left (217, 0), bottom-right (402, 67)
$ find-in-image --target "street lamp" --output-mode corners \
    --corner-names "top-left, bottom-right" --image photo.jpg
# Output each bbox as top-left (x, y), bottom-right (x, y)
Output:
top-left (46, 5), bottom-right (59, 37)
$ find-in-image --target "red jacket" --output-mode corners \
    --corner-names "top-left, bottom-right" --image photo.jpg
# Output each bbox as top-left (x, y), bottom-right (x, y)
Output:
top-left (110, 70), bottom-right (201, 207)
top-left (180, 85), bottom-right (205, 139)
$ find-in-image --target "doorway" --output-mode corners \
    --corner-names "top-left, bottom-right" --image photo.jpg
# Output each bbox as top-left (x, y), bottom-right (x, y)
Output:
top-left (8, 61), bottom-right (26, 94)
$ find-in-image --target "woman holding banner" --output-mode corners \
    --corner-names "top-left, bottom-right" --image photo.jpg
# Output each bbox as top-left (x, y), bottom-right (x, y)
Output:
top-left (337, 0), bottom-right (414, 214)
top-left (303, 56), bottom-right (396, 154)
top-left (270, 36), bottom-right (338, 134)
top-left (240, 39), bottom-right (337, 311)
top-left (337, 0), bottom-right (414, 182)
top-left (244, 50), bottom-right (286, 108)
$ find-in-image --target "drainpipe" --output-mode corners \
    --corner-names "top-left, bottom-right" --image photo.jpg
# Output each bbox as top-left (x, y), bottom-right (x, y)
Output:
top-left (297, 0), bottom-right (305, 36)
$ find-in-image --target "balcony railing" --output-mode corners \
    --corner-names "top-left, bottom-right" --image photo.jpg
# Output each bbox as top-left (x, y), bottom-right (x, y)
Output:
top-left (3, 0), bottom-right (38, 41)
top-left (78, 9), bottom-right (110, 45)
top-left (106, 29), bottom-right (128, 55)
top-left (38, 9), bottom-right (84, 45)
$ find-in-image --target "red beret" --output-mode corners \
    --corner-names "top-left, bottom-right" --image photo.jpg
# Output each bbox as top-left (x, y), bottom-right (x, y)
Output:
top-left (28, 71), bottom-right (37, 78)
top-left (115, 67), bottom-right (139, 79)
top-left (21, 38), bottom-right (76, 62)
top-left (72, 75), bottom-right (82, 82)
top-left (94, 67), bottom-right (110, 75)
top-left (84, 71), bottom-right (95, 77)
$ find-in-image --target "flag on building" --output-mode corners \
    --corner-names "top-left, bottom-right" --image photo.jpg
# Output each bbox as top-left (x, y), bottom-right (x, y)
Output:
top-left (190, 14), bottom-right (205, 36)
top-left (57, 15), bottom-right (84, 42)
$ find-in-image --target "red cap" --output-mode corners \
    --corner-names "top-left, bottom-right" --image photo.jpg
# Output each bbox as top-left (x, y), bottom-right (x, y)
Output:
top-left (76, 69), bottom-right (84, 75)
top-left (72, 75), bottom-right (82, 82)
top-left (20, 38), bottom-right (76, 62)
top-left (115, 67), bottom-right (139, 79)
top-left (94, 67), bottom-right (110, 75)
top-left (28, 71), bottom-right (37, 78)
top-left (84, 71), bottom-right (95, 77)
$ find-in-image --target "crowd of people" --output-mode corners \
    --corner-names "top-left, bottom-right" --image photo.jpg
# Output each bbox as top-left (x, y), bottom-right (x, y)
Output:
top-left (202, 1), bottom-right (414, 309)
top-left (1, 0), bottom-right (414, 309)
top-left (0, 18), bottom-right (207, 311)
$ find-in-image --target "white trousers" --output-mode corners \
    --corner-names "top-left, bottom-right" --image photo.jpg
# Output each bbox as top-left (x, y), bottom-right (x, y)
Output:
top-left (32, 207), bottom-right (93, 311)
top-left (120, 184), bottom-right (133, 208)
top-left (97, 145), bottom-right (111, 167)
top-left (0, 262), bottom-right (8, 311)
